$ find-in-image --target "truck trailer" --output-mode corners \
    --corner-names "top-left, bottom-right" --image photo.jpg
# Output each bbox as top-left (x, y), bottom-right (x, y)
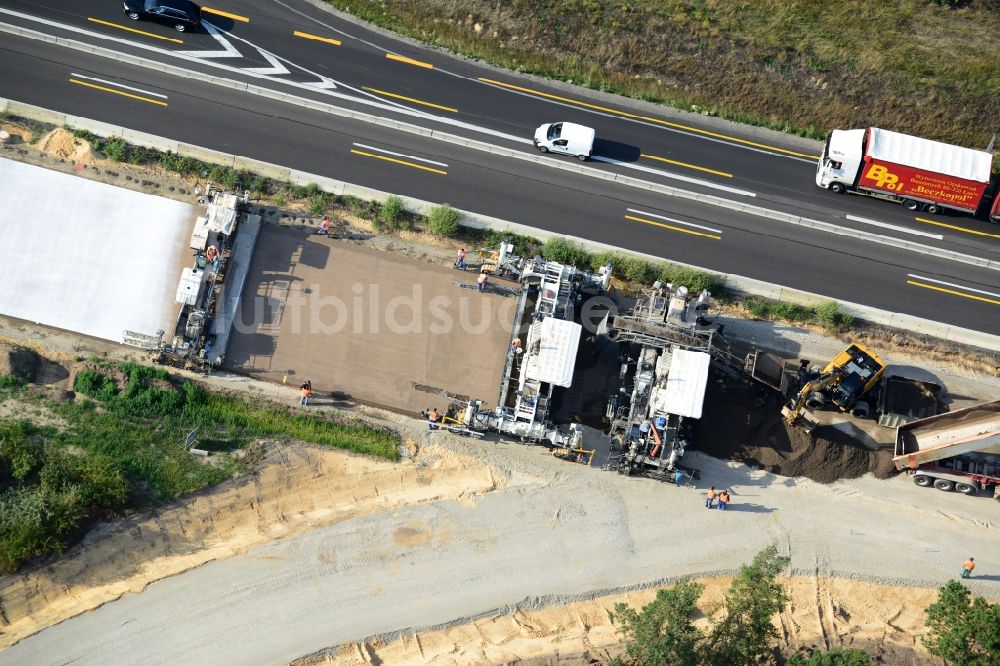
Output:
top-left (893, 399), bottom-right (1000, 500)
top-left (816, 127), bottom-right (1000, 222)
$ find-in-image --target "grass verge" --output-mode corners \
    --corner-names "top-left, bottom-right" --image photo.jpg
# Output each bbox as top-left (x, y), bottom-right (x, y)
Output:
top-left (0, 362), bottom-right (399, 573)
top-left (320, 0), bottom-right (1000, 150)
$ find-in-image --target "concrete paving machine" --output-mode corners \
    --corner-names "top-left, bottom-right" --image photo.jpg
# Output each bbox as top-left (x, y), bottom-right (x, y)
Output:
top-left (601, 283), bottom-right (714, 481)
top-left (435, 254), bottom-right (611, 464)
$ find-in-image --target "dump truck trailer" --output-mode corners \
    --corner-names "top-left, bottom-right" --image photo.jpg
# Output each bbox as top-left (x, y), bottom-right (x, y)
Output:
top-left (893, 399), bottom-right (1000, 500)
top-left (816, 127), bottom-right (1000, 221)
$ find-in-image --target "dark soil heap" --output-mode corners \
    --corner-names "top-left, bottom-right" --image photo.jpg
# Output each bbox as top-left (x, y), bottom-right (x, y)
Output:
top-left (0, 345), bottom-right (39, 382)
top-left (694, 371), bottom-right (896, 483)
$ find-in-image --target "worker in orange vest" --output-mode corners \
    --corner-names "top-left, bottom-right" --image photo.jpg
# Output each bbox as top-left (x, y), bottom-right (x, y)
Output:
top-left (299, 384), bottom-right (312, 406)
top-left (705, 485), bottom-right (717, 509)
top-left (718, 489), bottom-right (731, 510)
top-left (961, 557), bottom-right (975, 578)
top-left (427, 407), bottom-right (440, 430)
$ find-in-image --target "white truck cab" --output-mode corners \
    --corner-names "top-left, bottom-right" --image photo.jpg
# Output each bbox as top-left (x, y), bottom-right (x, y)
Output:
top-left (815, 129), bottom-right (864, 192)
top-left (533, 122), bottom-right (595, 161)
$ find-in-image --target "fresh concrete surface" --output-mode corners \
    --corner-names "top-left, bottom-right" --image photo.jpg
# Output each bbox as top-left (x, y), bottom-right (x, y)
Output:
top-left (224, 225), bottom-right (513, 412)
top-left (0, 156), bottom-right (194, 343)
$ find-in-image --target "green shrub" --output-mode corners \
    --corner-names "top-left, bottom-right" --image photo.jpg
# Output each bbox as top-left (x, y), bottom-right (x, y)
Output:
top-left (0, 489), bottom-right (47, 572)
top-left (816, 300), bottom-right (853, 332)
top-left (308, 195), bottom-right (328, 216)
top-left (622, 257), bottom-right (654, 284)
top-left (0, 375), bottom-right (23, 389)
top-left (380, 196), bottom-right (406, 228)
top-left (542, 237), bottom-right (591, 266)
top-left (273, 194), bottom-right (286, 207)
top-left (100, 137), bottom-right (129, 162)
top-left (0, 420), bottom-right (42, 481)
top-left (657, 265), bottom-right (718, 292)
top-left (427, 204), bottom-right (460, 236)
top-left (74, 370), bottom-right (119, 402)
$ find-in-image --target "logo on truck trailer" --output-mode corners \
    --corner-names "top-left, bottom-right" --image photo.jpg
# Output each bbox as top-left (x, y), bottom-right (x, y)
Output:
top-left (863, 164), bottom-right (902, 191)
top-left (860, 159), bottom-right (988, 210)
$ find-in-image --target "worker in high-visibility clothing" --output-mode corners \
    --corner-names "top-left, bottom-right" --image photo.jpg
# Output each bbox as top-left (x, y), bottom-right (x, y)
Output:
top-left (705, 485), bottom-right (717, 509)
top-left (961, 557), bottom-right (976, 578)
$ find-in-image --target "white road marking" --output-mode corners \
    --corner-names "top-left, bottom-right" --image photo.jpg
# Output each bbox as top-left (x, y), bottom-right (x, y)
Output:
top-left (906, 275), bottom-right (1000, 299)
top-left (69, 73), bottom-right (167, 98)
top-left (243, 50), bottom-right (291, 76)
top-left (174, 22), bottom-right (241, 58)
top-left (846, 215), bottom-right (943, 240)
top-left (352, 143), bottom-right (448, 167)
top-left (625, 208), bottom-right (722, 234)
top-left (595, 156), bottom-right (756, 197)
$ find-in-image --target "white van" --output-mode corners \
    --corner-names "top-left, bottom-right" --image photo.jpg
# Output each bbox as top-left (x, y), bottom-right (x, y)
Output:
top-left (533, 122), bottom-right (595, 161)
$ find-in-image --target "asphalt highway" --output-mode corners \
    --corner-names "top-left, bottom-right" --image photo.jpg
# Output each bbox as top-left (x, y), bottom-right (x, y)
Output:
top-left (1, 0), bottom-right (998, 333)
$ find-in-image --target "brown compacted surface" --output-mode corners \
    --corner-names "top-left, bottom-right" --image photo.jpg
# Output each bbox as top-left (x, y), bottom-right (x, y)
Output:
top-left (224, 225), bottom-right (513, 415)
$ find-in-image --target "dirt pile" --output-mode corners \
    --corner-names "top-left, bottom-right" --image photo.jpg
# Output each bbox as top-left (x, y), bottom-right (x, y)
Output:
top-left (309, 577), bottom-right (938, 665)
top-left (35, 128), bottom-right (99, 165)
top-left (694, 372), bottom-right (895, 483)
top-left (0, 442), bottom-right (504, 649)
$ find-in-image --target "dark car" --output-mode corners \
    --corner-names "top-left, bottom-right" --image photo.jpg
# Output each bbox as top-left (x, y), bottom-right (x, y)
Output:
top-left (122, 0), bottom-right (201, 32)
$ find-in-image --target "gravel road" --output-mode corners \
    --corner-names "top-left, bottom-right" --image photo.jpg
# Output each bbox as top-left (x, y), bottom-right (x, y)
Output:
top-left (3, 428), bottom-right (997, 666)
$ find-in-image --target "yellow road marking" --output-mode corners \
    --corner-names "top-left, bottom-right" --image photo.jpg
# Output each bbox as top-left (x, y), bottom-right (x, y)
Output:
top-left (87, 17), bottom-right (183, 43)
top-left (202, 7), bottom-right (249, 22)
top-left (350, 149), bottom-right (447, 175)
top-left (641, 153), bottom-right (733, 178)
top-left (625, 214), bottom-right (721, 240)
top-left (293, 30), bottom-right (341, 46)
top-left (906, 280), bottom-right (1000, 306)
top-left (386, 53), bottom-right (433, 69)
top-left (362, 87), bottom-right (457, 113)
top-left (479, 77), bottom-right (818, 159)
top-left (914, 216), bottom-right (1000, 240)
top-left (69, 78), bottom-right (168, 106)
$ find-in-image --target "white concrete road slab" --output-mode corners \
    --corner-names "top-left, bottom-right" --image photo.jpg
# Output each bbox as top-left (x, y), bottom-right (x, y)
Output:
top-left (0, 158), bottom-right (195, 343)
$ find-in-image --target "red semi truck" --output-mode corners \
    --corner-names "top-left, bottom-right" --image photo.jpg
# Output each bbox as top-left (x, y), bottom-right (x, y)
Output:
top-left (816, 127), bottom-right (1000, 222)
